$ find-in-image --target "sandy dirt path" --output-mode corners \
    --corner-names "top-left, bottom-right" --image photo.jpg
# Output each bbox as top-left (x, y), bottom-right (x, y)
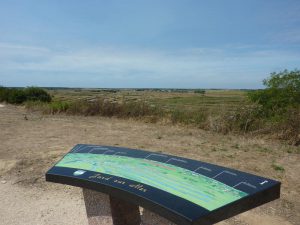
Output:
top-left (0, 104), bottom-right (299, 225)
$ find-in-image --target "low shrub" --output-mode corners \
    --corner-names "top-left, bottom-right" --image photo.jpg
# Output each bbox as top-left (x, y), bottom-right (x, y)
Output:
top-left (224, 104), bottom-right (265, 133)
top-left (24, 87), bottom-right (52, 102)
top-left (210, 103), bottom-right (300, 145)
top-left (273, 107), bottom-right (300, 145)
top-left (248, 69), bottom-right (300, 116)
top-left (7, 89), bottom-right (27, 104)
top-left (0, 86), bottom-right (52, 104)
top-left (27, 98), bottom-right (164, 121)
top-left (245, 70), bottom-right (300, 144)
top-left (0, 86), bottom-right (9, 102)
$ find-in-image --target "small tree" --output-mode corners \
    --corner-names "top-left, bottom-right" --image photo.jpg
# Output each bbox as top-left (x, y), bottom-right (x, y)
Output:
top-left (248, 69), bottom-right (300, 115)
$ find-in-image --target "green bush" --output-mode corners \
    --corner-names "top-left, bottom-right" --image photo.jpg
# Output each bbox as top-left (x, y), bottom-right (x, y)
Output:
top-left (246, 69), bottom-right (300, 144)
top-left (248, 69), bottom-right (300, 115)
top-left (8, 89), bottom-right (27, 104)
top-left (0, 86), bottom-right (9, 102)
top-left (24, 87), bottom-right (52, 102)
top-left (0, 86), bottom-right (52, 104)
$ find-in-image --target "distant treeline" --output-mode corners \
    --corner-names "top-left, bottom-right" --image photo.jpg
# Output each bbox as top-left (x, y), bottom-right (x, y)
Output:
top-left (31, 87), bottom-right (257, 92)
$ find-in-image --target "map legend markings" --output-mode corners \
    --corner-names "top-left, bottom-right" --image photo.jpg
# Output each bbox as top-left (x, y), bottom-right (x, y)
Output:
top-left (47, 144), bottom-right (280, 225)
top-left (56, 152), bottom-right (247, 211)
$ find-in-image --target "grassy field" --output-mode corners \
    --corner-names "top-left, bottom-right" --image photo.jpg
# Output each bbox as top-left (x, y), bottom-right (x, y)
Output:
top-left (47, 88), bottom-right (248, 113)
top-left (21, 87), bottom-right (297, 145)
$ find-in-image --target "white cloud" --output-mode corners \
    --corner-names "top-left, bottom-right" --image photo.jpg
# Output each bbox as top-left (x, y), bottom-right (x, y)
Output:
top-left (0, 42), bottom-right (50, 57)
top-left (0, 43), bottom-right (299, 88)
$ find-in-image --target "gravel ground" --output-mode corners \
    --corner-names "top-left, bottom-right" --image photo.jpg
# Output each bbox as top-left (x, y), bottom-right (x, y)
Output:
top-left (0, 104), bottom-right (299, 225)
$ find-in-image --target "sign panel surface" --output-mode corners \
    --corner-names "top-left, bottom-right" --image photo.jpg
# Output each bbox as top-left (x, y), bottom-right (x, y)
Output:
top-left (46, 144), bottom-right (280, 225)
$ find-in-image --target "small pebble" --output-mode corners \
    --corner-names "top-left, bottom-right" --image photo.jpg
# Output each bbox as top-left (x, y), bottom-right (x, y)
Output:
top-left (1, 180), bottom-right (7, 184)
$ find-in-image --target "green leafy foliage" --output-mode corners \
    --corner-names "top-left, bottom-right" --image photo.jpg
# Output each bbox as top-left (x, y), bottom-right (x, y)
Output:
top-left (8, 89), bottom-right (27, 104)
top-left (246, 70), bottom-right (300, 144)
top-left (248, 69), bottom-right (300, 115)
top-left (0, 86), bottom-right (52, 104)
top-left (0, 86), bottom-right (9, 102)
top-left (24, 87), bottom-right (52, 102)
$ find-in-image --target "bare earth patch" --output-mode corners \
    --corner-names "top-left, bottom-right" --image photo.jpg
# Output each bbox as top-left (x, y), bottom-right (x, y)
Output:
top-left (0, 105), bottom-right (299, 225)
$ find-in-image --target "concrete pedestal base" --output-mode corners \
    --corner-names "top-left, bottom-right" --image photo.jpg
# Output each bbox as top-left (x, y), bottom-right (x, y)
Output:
top-left (109, 195), bottom-right (141, 225)
top-left (83, 189), bottom-right (114, 225)
top-left (83, 188), bottom-right (140, 225)
top-left (83, 188), bottom-right (176, 225)
top-left (141, 209), bottom-right (177, 225)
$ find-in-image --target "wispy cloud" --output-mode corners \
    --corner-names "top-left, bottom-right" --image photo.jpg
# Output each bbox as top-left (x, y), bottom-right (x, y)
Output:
top-left (0, 43), bottom-right (299, 88)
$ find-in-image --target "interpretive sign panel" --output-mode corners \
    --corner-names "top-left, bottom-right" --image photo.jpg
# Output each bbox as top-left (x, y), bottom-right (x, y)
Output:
top-left (46, 144), bottom-right (280, 225)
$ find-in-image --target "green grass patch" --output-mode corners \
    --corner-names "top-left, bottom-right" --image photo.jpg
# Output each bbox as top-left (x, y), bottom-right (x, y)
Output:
top-left (271, 163), bottom-right (285, 172)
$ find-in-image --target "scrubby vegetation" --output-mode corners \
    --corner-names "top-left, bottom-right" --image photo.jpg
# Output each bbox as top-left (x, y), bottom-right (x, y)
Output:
top-left (245, 69), bottom-right (300, 144)
top-left (248, 69), bottom-right (300, 116)
top-left (26, 99), bottom-right (164, 123)
top-left (3, 69), bottom-right (300, 145)
top-left (0, 86), bottom-right (52, 104)
top-left (170, 109), bottom-right (208, 126)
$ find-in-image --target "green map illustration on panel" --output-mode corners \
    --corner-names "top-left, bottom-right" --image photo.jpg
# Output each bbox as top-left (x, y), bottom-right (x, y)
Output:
top-left (56, 153), bottom-right (247, 211)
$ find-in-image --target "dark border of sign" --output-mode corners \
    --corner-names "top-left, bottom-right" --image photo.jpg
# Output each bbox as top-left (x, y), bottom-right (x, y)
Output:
top-left (46, 145), bottom-right (281, 225)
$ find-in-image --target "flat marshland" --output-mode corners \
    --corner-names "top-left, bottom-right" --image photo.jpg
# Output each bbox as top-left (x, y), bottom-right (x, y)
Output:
top-left (48, 88), bottom-right (246, 111)
top-left (0, 89), bottom-right (299, 225)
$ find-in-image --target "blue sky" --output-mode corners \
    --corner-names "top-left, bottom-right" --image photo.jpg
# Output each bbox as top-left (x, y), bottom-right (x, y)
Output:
top-left (0, 0), bottom-right (299, 88)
